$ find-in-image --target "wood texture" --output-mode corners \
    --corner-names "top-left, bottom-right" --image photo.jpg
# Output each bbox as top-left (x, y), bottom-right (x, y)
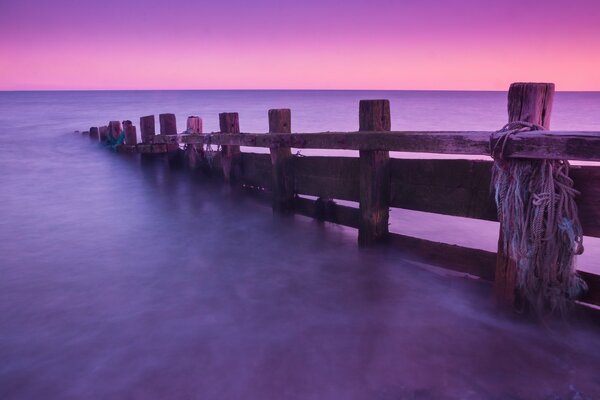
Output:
top-left (494, 82), bottom-right (554, 309)
top-left (136, 143), bottom-right (168, 154)
top-left (390, 159), bottom-right (497, 220)
top-left (389, 233), bottom-right (496, 281)
top-left (239, 153), bottom-right (272, 190)
top-left (268, 109), bottom-right (294, 212)
top-left (219, 112), bottom-right (240, 183)
top-left (358, 100), bottom-right (391, 246)
top-left (169, 130), bottom-right (600, 161)
top-left (140, 115), bottom-right (156, 143)
top-left (186, 116), bottom-right (202, 134)
top-left (122, 120), bottom-right (137, 145)
top-left (293, 156), bottom-right (360, 201)
top-left (108, 121), bottom-right (122, 141)
top-left (159, 113), bottom-right (177, 135)
top-left (98, 126), bottom-right (108, 143)
top-left (293, 197), bottom-right (360, 228)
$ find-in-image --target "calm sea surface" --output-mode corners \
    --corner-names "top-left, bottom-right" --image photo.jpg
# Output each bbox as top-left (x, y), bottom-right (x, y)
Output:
top-left (1, 90), bottom-right (599, 399)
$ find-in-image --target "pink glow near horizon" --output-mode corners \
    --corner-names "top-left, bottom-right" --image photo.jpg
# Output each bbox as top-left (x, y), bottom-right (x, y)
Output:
top-left (1, 0), bottom-right (599, 90)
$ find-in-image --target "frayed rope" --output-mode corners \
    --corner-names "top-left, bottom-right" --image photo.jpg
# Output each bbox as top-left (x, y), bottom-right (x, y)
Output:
top-left (490, 121), bottom-right (587, 315)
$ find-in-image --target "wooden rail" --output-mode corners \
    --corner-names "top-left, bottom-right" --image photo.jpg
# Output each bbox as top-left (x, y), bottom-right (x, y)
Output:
top-left (144, 130), bottom-right (600, 162)
top-left (83, 82), bottom-right (600, 312)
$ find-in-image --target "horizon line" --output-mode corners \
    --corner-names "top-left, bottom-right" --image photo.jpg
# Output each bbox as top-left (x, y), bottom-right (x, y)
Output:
top-left (2, 88), bottom-right (600, 93)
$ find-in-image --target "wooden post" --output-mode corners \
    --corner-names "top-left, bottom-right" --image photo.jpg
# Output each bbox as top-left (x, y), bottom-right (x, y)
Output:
top-left (186, 116), bottom-right (203, 134)
top-left (358, 100), bottom-right (391, 246)
top-left (89, 127), bottom-right (99, 141)
top-left (108, 121), bottom-right (122, 142)
top-left (159, 113), bottom-right (177, 135)
top-left (219, 112), bottom-right (240, 182)
top-left (494, 82), bottom-right (555, 308)
top-left (268, 109), bottom-right (294, 212)
top-left (99, 126), bottom-right (109, 143)
top-left (123, 120), bottom-right (137, 145)
top-left (140, 115), bottom-right (156, 144)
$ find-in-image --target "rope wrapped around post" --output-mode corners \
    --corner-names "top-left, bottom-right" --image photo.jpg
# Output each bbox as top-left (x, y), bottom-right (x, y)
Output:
top-left (490, 122), bottom-right (587, 315)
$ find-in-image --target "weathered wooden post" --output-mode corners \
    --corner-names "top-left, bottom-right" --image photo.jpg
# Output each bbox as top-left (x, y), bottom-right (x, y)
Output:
top-left (219, 112), bottom-right (240, 182)
top-left (122, 120), bottom-right (137, 145)
top-left (268, 109), bottom-right (294, 212)
top-left (89, 127), bottom-right (99, 141)
top-left (98, 125), bottom-right (109, 143)
top-left (140, 115), bottom-right (156, 144)
top-left (159, 113), bottom-right (179, 152)
top-left (494, 82), bottom-right (555, 308)
top-left (358, 100), bottom-right (391, 246)
top-left (108, 121), bottom-right (122, 142)
top-left (186, 116), bottom-right (202, 134)
top-left (159, 113), bottom-right (177, 135)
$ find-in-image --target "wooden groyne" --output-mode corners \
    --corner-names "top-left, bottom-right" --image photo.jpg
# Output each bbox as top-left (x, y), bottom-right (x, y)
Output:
top-left (80, 83), bottom-right (600, 313)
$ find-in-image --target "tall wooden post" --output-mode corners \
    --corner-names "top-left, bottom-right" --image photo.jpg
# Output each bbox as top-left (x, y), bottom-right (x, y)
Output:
top-left (494, 82), bottom-right (555, 308)
top-left (123, 120), bottom-right (137, 145)
top-left (219, 112), bottom-right (240, 182)
top-left (89, 127), bottom-right (99, 141)
top-left (358, 100), bottom-right (391, 246)
top-left (140, 115), bottom-right (156, 144)
top-left (268, 109), bottom-right (294, 212)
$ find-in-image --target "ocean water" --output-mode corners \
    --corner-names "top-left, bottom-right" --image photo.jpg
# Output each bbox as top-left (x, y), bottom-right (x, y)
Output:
top-left (1, 90), bottom-right (599, 399)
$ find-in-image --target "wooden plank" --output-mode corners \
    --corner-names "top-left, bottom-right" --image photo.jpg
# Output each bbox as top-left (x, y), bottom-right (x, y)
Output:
top-left (579, 271), bottom-right (600, 307)
top-left (269, 109), bottom-right (294, 212)
top-left (136, 143), bottom-right (168, 154)
top-left (169, 130), bottom-right (600, 161)
top-left (239, 153), bottom-right (272, 190)
top-left (389, 233), bottom-right (496, 281)
top-left (390, 159), bottom-right (497, 221)
top-left (293, 156), bottom-right (360, 201)
top-left (358, 100), bottom-right (391, 246)
top-left (572, 165), bottom-right (600, 238)
top-left (293, 197), bottom-right (360, 228)
top-left (389, 159), bottom-right (600, 238)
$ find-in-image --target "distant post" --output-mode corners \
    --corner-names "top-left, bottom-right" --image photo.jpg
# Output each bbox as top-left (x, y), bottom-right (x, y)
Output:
top-left (89, 127), bottom-right (99, 141)
top-left (358, 100), bottom-right (391, 246)
top-left (219, 113), bottom-right (240, 182)
top-left (268, 109), bottom-right (294, 212)
top-left (140, 115), bottom-right (156, 144)
top-left (159, 113), bottom-right (177, 135)
top-left (123, 120), bottom-right (137, 145)
top-left (108, 121), bottom-right (122, 142)
top-left (186, 116), bottom-right (203, 134)
top-left (98, 126), bottom-right (109, 143)
top-left (494, 82), bottom-right (555, 308)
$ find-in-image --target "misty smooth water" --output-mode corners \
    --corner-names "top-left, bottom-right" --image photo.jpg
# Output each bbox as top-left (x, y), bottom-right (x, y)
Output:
top-left (1, 91), bottom-right (599, 399)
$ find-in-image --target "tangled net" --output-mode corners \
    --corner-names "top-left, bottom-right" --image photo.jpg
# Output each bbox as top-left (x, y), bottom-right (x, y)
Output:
top-left (491, 121), bottom-right (587, 314)
top-left (184, 134), bottom-right (220, 169)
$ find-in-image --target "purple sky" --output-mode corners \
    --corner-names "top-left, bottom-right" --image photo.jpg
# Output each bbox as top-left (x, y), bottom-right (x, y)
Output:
top-left (1, 0), bottom-right (599, 90)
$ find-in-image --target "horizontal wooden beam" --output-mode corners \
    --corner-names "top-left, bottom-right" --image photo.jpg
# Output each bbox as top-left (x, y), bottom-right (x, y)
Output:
top-left (152, 130), bottom-right (600, 161)
top-left (293, 196), bottom-right (360, 228)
